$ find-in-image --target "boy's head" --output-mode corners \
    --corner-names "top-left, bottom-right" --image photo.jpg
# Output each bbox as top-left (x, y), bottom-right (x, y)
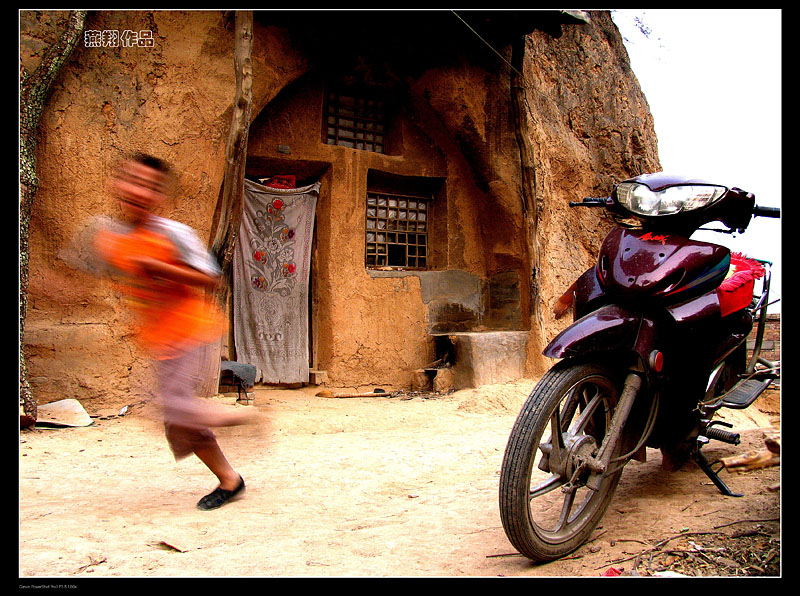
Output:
top-left (114, 153), bottom-right (173, 225)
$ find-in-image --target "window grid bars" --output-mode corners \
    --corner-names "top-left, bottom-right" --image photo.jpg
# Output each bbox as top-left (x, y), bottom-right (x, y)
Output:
top-left (365, 191), bottom-right (431, 269)
top-left (325, 90), bottom-right (386, 154)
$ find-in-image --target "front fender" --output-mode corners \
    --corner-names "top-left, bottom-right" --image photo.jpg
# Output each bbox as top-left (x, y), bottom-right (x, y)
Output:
top-left (544, 304), bottom-right (656, 369)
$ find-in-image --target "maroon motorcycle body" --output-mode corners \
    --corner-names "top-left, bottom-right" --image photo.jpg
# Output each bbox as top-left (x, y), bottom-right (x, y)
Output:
top-left (546, 228), bottom-right (737, 371)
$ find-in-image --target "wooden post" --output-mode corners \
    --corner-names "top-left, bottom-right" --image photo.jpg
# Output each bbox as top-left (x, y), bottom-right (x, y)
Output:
top-left (198, 10), bottom-right (254, 397)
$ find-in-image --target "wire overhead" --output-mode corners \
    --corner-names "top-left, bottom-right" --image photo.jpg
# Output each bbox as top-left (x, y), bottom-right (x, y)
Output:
top-left (450, 10), bottom-right (527, 81)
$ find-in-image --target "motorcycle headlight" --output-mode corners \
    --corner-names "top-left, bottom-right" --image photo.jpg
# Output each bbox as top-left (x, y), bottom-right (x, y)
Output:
top-left (616, 182), bottom-right (727, 216)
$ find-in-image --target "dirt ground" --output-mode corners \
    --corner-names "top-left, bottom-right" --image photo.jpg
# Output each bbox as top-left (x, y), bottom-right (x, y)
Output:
top-left (19, 380), bottom-right (781, 579)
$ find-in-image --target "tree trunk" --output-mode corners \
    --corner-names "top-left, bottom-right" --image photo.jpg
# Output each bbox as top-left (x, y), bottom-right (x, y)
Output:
top-left (19, 10), bottom-right (87, 420)
top-left (198, 10), bottom-right (254, 397)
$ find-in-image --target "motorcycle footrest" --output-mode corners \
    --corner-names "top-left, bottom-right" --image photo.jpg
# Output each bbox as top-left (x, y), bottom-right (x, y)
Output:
top-left (705, 426), bottom-right (740, 445)
top-left (720, 378), bottom-right (773, 409)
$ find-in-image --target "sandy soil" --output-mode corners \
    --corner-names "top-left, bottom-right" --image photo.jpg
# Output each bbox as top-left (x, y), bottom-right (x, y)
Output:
top-left (19, 380), bottom-right (781, 579)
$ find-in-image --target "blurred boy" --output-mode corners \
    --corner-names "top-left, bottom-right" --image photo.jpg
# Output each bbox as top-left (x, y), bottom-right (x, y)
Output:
top-left (93, 153), bottom-right (249, 510)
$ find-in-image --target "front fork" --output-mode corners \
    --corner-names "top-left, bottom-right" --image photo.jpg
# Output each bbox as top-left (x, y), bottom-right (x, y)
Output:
top-left (563, 372), bottom-right (644, 493)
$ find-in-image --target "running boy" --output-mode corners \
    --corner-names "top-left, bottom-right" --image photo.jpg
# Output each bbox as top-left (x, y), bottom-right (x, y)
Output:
top-left (93, 153), bottom-right (249, 510)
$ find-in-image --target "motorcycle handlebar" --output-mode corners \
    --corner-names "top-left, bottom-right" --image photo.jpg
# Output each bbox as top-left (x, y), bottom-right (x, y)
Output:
top-left (569, 197), bottom-right (608, 207)
top-left (753, 205), bottom-right (780, 218)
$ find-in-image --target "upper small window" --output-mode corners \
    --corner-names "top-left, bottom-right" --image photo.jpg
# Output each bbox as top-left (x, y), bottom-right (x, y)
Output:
top-left (324, 87), bottom-right (386, 153)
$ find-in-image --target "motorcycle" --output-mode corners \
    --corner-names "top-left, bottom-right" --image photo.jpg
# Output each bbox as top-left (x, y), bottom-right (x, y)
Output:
top-left (499, 172), bottom-right (780, 562)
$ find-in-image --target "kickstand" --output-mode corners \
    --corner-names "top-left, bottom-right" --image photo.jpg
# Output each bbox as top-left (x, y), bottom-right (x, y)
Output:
top-left (693, 449), bottom-right (743, 497)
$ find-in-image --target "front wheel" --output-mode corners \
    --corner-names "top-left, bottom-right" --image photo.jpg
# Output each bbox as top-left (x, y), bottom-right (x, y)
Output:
top-left (499, 361), bottom-right (627, 561)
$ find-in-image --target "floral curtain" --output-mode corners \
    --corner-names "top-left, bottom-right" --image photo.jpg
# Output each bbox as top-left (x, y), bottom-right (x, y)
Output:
top-left (232, 179), bottom-right (320, 383)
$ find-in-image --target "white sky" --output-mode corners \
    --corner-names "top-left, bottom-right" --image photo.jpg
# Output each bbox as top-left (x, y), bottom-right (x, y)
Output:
top-left (610, 9), bottom-right (782, 312)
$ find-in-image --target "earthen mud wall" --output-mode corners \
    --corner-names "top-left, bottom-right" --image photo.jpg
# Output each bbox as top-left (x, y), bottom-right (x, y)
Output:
top-left (21, 10), bottom-right (660, 410)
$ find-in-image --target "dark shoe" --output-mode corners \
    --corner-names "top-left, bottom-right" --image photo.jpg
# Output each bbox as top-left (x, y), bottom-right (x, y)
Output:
top-left (197, 476), bottom-right (245, 511)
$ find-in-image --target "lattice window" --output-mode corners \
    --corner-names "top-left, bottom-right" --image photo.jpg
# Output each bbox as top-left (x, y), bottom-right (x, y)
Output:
top-left (365, 191), bottom-right (431, 269)
top-left (324, 88), bottom-right (386, 153)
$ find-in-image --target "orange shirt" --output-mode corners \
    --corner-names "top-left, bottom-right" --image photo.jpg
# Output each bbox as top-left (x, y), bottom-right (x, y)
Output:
top-left (94, 217), bottom-right (225, 360)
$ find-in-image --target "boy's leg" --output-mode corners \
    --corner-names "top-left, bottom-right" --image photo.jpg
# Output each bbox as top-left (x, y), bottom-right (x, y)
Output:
top-left (159, 347), bottom-right (245, 506)
top-left (194, 441), bottom-right (241, 491)
top-left (194, 440), bottom-right (245, 510)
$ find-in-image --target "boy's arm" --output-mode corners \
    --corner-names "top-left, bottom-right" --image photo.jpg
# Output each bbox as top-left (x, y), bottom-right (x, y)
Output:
top-left (135, 256), bottom-right (220, 289)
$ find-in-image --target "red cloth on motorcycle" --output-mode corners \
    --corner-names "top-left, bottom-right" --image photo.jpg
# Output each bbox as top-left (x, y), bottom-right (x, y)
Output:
top-left (717, 253), bottom-right (765, 317)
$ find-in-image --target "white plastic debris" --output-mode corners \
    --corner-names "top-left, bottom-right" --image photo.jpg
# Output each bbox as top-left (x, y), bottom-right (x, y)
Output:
top-left (36, 399), bottom-right (94, 427)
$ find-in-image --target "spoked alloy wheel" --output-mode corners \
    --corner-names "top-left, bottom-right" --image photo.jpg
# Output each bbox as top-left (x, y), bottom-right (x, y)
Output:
top-left (499, 361), bottom-right (626, 561)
